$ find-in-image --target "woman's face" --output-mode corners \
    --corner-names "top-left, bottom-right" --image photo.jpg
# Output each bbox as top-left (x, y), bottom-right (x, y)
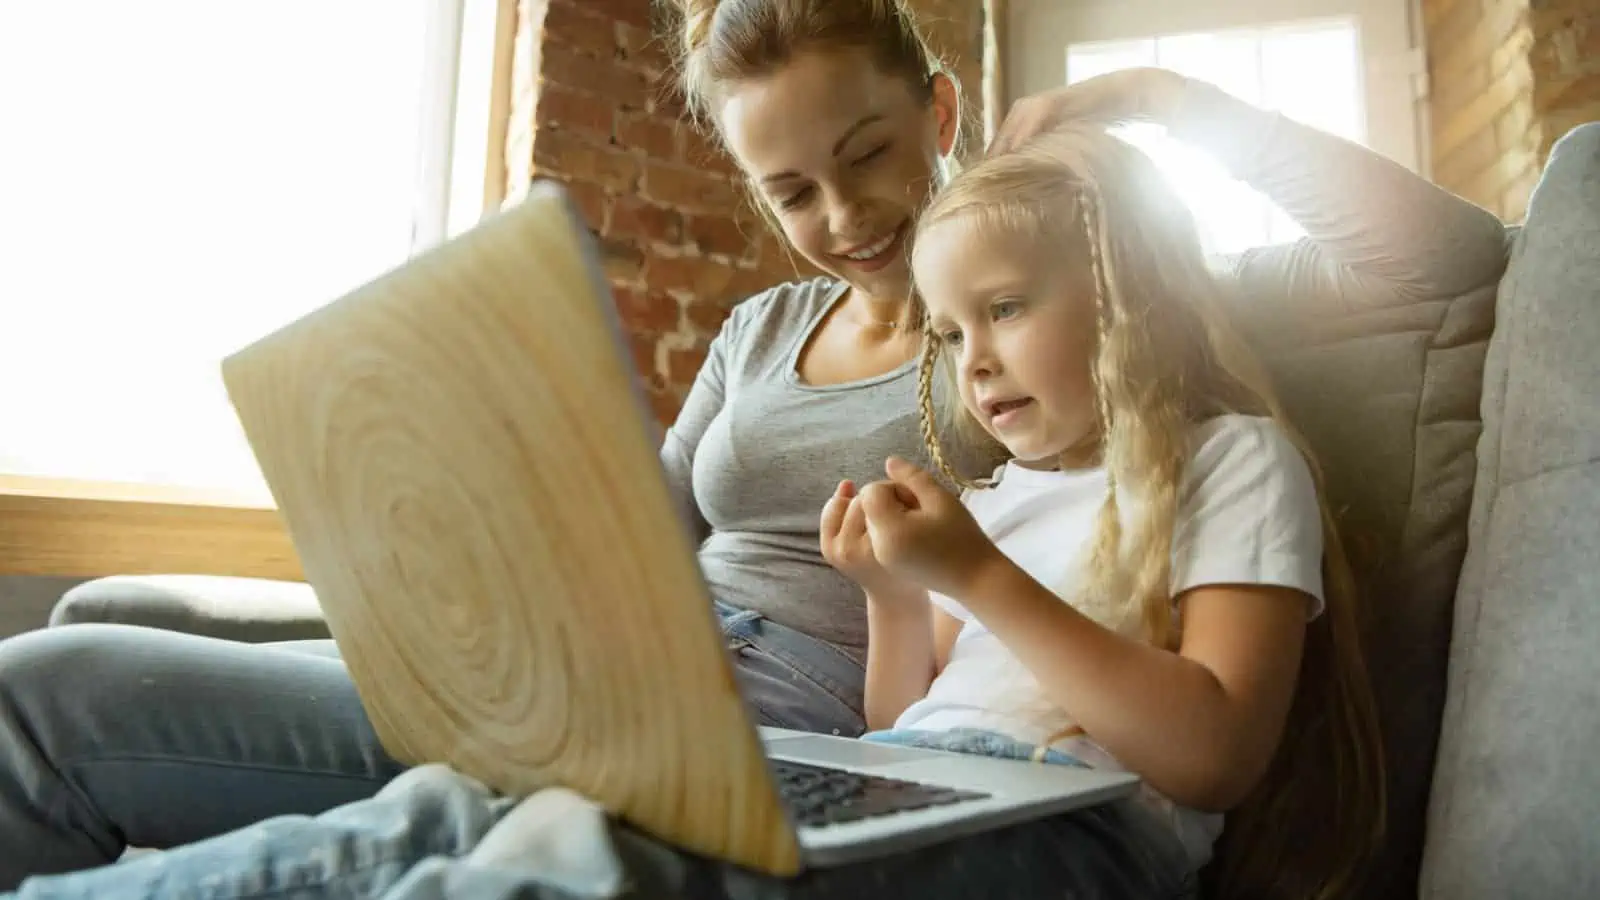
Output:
top-left (717, 49), bottom-right (958, 303)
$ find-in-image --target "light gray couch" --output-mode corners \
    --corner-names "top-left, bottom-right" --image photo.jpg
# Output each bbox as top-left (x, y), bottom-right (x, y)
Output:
top-left (50, 122), bottom-right (1600, 898)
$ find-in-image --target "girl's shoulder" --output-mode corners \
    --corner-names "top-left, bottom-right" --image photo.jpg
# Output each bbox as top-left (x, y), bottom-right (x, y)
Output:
top-left (1181, 414), bottom-right (1318, 514)
top-left (1187, 414), bottom-right (1301, 466)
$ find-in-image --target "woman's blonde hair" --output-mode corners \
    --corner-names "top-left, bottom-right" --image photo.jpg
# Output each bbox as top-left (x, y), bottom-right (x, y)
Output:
top-left (911, 125), bottom-right (1386, 899)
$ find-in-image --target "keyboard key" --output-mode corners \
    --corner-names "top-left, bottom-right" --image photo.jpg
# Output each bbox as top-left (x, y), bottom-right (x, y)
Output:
top-left (769, 759), bottom-right (990, 829)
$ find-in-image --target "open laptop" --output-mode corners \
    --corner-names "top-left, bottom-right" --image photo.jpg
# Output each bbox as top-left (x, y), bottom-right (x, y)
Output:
top-left (219, 180), bottom-right (1138, 878)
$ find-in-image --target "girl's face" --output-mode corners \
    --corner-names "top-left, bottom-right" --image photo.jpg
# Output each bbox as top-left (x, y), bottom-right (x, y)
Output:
top-left (718, 49), bottom-right (957, 302)
top-left (912, 214), bottom-right (1100, 468)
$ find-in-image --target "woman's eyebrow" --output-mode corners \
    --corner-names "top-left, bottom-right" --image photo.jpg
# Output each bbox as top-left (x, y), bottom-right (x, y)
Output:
top-left (759, 113), bottom-right (888, 184)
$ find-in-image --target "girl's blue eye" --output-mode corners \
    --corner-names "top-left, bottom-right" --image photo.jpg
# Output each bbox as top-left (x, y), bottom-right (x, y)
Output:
top-left (993, 299), bottom-right (1024, 320)
top-left (940, 330), bottom-right (963, 347)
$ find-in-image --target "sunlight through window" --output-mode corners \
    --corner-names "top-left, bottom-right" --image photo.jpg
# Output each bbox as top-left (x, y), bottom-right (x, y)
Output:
top-left (0, 2), bottom-right (492, 497)
top-left (1067, 19), bottom-right (1365, 257)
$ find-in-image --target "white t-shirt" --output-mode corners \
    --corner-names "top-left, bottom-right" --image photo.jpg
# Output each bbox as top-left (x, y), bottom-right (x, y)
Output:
top-left (893, 414), bottom-right (1325, 868)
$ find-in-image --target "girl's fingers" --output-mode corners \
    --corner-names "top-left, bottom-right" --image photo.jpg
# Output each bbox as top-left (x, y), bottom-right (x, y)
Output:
top-left (841, 493), bottom-right (870, 542)
top-left (820, 482), bottom-right (850, 540)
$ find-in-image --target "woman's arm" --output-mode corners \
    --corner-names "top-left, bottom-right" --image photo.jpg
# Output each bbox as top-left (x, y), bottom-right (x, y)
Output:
top-left (996, 69), bottom-right (1509, 306)
top-left (657, 319), bottom-right (736, 546)
top-left (862, 593), bottom-right (964, 731)
top-left (1166, 77), bottom-right (1509, 306)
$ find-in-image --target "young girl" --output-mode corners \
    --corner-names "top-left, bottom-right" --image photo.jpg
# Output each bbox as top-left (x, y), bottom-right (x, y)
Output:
top-left (819, 90), bottom-right (1384, 899)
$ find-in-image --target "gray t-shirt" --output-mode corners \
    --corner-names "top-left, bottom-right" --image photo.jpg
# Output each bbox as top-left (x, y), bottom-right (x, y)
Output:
top-left (659, 278), bottom-right (932, 661)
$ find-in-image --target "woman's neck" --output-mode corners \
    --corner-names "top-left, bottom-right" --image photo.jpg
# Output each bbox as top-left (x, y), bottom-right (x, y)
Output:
top-left (843, 286), bottom-right (917, 333)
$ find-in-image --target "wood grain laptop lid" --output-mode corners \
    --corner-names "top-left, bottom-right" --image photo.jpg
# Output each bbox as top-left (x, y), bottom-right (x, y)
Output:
top-left (220, 181), bottom-right (801, 875)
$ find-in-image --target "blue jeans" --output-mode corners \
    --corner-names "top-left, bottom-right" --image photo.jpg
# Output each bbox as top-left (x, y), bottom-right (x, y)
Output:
top-left (0, 607), bottom-right (864, 890)
top-left (4, 729), bottom-right (1196, 899)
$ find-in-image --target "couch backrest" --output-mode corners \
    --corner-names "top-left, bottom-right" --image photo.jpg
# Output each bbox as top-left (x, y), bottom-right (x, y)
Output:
top-left (1420, 122), bottom-right (1600, 900)
top-left (1223, 211), bottom-right (1506, 895)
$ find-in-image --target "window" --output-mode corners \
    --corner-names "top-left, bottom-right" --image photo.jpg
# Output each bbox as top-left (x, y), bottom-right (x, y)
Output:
top-left (1067, 18), bottom-right (1366, 256)
top-left (0, 1), bottom-right (508, 499)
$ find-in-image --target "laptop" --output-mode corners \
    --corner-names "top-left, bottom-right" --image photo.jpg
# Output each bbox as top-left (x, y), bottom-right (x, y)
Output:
top-left (219, 179), bottom-right (1139, 878)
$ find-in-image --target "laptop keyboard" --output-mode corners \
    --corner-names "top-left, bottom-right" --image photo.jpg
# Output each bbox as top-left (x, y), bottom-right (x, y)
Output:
top-left (771, 759), bottom-right (990, 828)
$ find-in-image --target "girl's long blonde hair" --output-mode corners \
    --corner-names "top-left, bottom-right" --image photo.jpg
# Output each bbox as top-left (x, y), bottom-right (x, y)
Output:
top-left (912, 125), bottom-right (1386, 899)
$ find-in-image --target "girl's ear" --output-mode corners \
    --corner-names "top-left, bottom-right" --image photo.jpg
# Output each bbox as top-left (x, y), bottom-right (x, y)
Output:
top-left (930, 72), bottom-right (960, 157)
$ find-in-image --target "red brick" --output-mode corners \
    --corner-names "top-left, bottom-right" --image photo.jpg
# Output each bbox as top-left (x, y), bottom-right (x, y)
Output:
top-left (651, 84), bottom-right (689, 119)
top-left (598, 235), bottom-right (645, 285)
top-left (646, 254), bottom-right (737, 298)
top-left (759, 234), bottom-right (804, 272)
top-left (609, 196), bottom-right (684, 245)
top-left (543, 1), bottom-right (617, 56)
top-left (668, 344), bottom-right (711, 386)
top-left (542, 43), bottom-right (650, 111)
top-left (568, 0), bottom-right (653, 30)
top-left (1435, 126), bottom-right (1498, 188)
top-left (648, 389), bottom-right (684, 427)
top-left (612, 286), bottom-right (680, 332)
top-left (1431, 62), bottom-right (1490, 124)
top-left (532, 129), bottom-right (640, 192)
top-left (687, 214), bottom-right (757, 259)
top-left (1494, 97), bottom-right (1536, 156)
top-left (680, 127), bottom-right (739, 176)
top-left (1534, 69), bottom-right (1600, 111)
top-left (686, 298), bottom-right (735, 337)
top-left (537, 83), bottom-right (614, 139)
top-left (641, 162), bottom-right (739, 213)
top-left (616, 22), bottom-right (672, 78)
top-left (617, 114), bottom-right (679, 161)
top-left (558, 177), bottom-right (612, 231)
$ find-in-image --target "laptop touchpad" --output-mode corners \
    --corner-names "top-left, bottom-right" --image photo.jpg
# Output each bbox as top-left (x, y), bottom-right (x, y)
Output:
top-left (764, 734), bottom-right (938, 769)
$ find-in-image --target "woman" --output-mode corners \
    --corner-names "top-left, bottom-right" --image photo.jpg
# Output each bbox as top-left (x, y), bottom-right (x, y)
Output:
top-left (0, 0), bottom-right (979, 888)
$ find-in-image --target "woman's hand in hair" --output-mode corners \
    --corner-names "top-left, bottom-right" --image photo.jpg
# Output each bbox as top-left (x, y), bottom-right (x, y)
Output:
top-left (990, 67), bottom-right (1189, 155)
top-left (853, 456), bottom-right (1003, 600)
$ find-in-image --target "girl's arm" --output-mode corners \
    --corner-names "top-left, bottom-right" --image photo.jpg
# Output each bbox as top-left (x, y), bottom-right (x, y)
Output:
top-left (861, 590), bottom-right (964, 731)
top-left (864, 423), bottom-right (1322, 812)
top-left (953, 562), bottom-right (1306, 812)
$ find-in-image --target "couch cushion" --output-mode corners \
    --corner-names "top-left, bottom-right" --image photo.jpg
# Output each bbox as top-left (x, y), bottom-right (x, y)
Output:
top-left (51, 574), bottom-right (329, 643)
top-left (1222, 218), bottom-right (1505, 895)
top-left (1422, 122), bottom-right (1600, 899)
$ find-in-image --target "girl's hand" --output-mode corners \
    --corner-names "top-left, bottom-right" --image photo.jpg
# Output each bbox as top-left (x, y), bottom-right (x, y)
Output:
top-left (990, 67), bottom-right (1189, 154)
top-left (854, 456), bottom-right (1003, 599)
top-left (820, 480), bottom-right (921, 602)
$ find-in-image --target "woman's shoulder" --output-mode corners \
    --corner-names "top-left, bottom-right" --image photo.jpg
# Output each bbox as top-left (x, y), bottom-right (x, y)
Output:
top-left (722, 275), bottom-right (845, 336)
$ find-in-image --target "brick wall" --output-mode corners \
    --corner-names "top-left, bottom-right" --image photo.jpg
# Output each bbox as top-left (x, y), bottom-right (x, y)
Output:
top-left (503, 0), bottom-right (987, 425)
top-left (1425, 0), bottom-right (1599, 221)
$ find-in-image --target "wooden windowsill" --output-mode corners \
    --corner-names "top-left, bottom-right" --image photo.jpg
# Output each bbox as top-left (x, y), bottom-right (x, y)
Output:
top-left (0, 474), bottom-right (304, 582)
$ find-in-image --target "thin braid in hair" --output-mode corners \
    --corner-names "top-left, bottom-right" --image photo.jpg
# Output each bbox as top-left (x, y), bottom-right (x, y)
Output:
top-left (915, 332), bottom-right (986, 492)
